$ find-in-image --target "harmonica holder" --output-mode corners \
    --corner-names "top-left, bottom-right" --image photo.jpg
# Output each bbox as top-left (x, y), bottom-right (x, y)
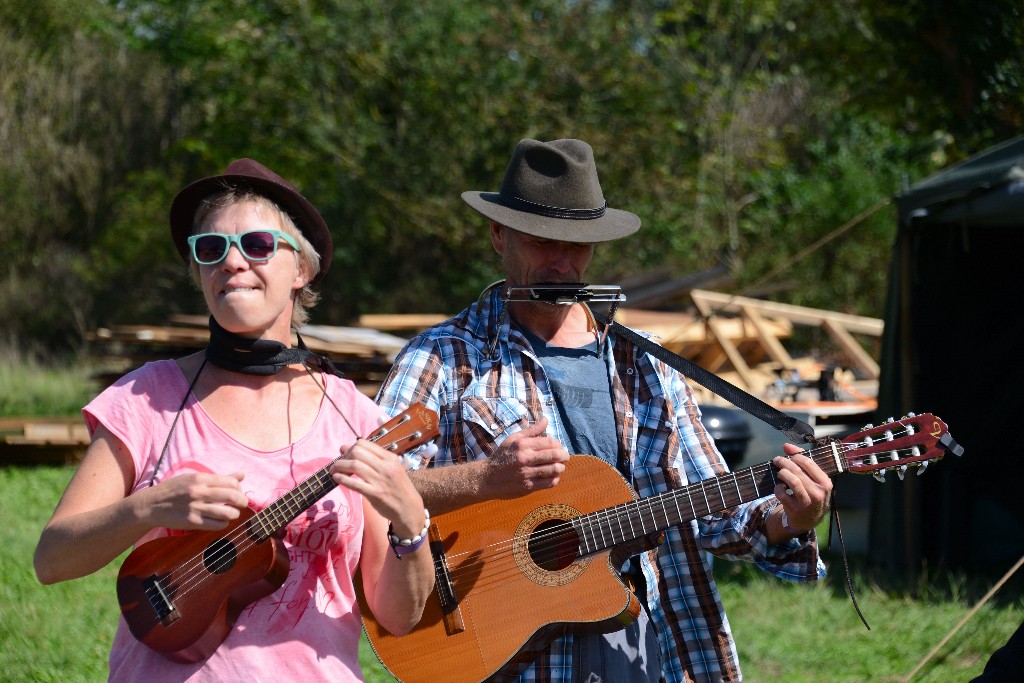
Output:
top-left (503, 283), bottom-right (625, 347)
top-left (504, 283), bottom-right (625, 306)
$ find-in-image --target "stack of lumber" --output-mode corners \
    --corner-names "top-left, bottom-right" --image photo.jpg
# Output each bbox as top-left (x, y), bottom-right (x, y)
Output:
top-left (1, 418), bottom-right (90, 465)
top-left (87, 315), bottom-right (411, 396)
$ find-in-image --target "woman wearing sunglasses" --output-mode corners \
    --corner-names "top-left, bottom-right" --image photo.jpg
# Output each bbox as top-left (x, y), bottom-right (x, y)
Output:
top-left (33, 159), bottom-right (434, 681)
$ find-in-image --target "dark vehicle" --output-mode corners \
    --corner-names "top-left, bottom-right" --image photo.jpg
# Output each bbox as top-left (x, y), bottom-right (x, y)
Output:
top-left (701, 405), bottom-right (752, 469)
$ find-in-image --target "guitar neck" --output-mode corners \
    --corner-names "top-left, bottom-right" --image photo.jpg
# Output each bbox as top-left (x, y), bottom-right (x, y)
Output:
top-left (572, 442), bottom-right (847, 556)
top-left (248, 464), bottom-right (340, 542)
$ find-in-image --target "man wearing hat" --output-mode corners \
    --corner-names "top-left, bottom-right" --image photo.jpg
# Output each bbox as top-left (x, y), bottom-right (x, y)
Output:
top-left (35, 159), bottom-right (434, 680)
top-left (376, 139), bottom-right (832, 682)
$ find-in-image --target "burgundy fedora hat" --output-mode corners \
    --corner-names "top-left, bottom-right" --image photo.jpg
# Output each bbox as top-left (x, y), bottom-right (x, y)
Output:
top-left (169, 158), bottom-right (333, 283)
top-left (461, 138), bottom-right (640, 243)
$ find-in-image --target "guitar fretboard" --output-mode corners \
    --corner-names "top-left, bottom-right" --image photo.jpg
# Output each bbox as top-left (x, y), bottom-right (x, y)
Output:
top-left (571, 441), bottom-right (850, 556)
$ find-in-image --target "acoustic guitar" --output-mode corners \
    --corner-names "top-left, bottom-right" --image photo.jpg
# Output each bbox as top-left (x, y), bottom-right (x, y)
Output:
top-left (116, 404), bottom-right (439, 662)
top-left (359, 412), bottom-right (961, 682)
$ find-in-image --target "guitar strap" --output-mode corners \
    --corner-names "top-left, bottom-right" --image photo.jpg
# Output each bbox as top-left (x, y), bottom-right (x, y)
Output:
top-left (602, 314), bottom-right (871, 630)
top-left (602, 317), bottom-right (816, 444)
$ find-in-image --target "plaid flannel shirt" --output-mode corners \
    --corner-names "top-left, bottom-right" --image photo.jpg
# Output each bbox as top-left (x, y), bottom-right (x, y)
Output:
top-left (376, 284), bottom-right (826, 683)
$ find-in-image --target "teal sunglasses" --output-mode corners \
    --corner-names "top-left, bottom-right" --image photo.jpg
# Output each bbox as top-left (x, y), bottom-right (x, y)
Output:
top-left (187, 230), bottom-right (301, 265)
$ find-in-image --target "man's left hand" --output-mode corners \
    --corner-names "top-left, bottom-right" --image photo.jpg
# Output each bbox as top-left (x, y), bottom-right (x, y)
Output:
top-left (771, 443), bottom-right (833, 534)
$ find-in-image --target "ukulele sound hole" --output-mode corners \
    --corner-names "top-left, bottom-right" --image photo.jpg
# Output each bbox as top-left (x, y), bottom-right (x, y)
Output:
top-left (203, 538), bottom-right (238, 575)
top-left (528, 520), bottom-right (580, 571)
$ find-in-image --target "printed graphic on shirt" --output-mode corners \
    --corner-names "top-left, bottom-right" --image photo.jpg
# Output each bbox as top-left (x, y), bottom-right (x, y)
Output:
top-left (161, 458), bottom-right (360, 632)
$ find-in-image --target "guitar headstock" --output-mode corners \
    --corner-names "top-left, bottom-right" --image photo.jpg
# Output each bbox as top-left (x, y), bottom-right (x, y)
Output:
top-left (367, 404), bottom-right (440, 456)
top-left (838, 413), bottom-right (962, 481)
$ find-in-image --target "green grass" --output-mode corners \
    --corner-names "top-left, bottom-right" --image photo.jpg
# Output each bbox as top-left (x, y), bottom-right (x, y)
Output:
top-left (0, 346), bottom-right (100, 418)
top-left (3, 465), bottom-right (1020, 682)
top-left (717, 560), bottom-right (1021, 682)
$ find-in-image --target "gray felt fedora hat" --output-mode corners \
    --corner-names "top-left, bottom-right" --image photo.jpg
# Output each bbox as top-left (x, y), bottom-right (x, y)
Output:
top-left (170, 158), bottom-right (333, 283)
top-left (461, 138), bottom-right (640, 243)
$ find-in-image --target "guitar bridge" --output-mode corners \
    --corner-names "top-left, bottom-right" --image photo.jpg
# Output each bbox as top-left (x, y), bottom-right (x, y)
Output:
top-left (143, 574), bottom-right (179, 625)
top-left (429, 524), bottom-right (465, 635)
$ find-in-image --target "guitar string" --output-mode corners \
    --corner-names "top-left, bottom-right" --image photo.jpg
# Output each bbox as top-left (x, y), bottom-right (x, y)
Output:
top-left (146, 427), bottom-right (397, 609)
top-left (150, 418), bottom-right (921, 616)
top-left (434, 457), bottom-right (791, 590)
top-left (435, 432), bottom-right (924, 592)
top-left (154, 418), bottom-right (426, 607)
top-left (143, 418), bottom-right (419, 611)
top-left (439, 441), bottom-right (921, 597)
top-left (460, 435), bottom-right (911, 576)
top-left (442, 439), bottom-right (927, 596)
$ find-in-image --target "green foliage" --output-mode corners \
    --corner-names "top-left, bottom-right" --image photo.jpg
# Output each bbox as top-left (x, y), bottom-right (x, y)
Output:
top-left (3, 0), bottom-right (1023, 353)
top-left (737, 112), bottom-right (940, 315)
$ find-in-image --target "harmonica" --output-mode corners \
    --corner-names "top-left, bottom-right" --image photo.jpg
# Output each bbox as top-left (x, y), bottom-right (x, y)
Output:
top-left (504, 283), bottom-right (625, 305)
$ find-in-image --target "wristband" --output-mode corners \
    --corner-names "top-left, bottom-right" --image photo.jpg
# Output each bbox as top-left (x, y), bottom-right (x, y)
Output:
top-left (780, 508), bottom-right (801, 535)
top-left (388, 509), bottom-right (430, 559)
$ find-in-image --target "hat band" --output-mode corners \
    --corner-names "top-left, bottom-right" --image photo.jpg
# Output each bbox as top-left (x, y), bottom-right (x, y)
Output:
top-left (502, 194), bottom-right (607, 220)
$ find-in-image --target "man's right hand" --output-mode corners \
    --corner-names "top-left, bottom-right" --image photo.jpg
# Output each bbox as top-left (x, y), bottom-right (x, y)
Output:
top-left (483, 416), bottom-right (570, 497)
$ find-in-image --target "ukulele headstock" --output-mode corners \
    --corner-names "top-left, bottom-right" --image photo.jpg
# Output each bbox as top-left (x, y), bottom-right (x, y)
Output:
top-left (367, 404), bottom-right (439, 456)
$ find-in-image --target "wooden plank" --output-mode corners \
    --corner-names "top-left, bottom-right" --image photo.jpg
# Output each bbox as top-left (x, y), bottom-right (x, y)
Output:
top-left (7, 421), bottom-right (90, 447)
top-left (691, 290), bottom-right (883, 336)
top-left (702, 316), bottom-right (757, 389)
top-left (739, 304), bottom-right (794, 368)
top-left (357, 314), bottom-right (448, 332)
top-left (822, 319), bottom-right (880, 379)
top-left (24, 423), bottom-right (74, 440)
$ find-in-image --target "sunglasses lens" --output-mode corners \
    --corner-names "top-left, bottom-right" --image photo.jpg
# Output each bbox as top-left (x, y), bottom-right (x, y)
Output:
top-left (193, 235), bottom-right (229, 264)
top-left (240, 231), bottom-right (278, 260)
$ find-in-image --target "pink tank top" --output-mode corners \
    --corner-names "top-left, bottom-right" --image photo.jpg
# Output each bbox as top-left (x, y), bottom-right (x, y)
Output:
top-left (85, 360), bottom-right (384, 682)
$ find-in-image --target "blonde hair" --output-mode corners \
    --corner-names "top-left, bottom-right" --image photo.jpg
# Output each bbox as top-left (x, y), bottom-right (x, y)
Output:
top-left (189, 189), bottom-right (321, 327)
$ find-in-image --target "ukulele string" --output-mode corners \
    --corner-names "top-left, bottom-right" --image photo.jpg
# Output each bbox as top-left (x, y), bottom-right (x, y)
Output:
top-left (161, 424), bottom-right (419, 604)
top-left (150, 417), bottom-right (416, 607)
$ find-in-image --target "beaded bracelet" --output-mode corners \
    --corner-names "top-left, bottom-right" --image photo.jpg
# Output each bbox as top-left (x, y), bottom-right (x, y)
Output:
top-left (387, 509), bottom-right (431, 559)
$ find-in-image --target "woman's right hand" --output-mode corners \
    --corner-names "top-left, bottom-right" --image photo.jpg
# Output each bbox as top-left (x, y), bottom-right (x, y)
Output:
top-left (34, 425), bottom-right (248, 584)
top-left (143, 471), bottom-right (250, 531)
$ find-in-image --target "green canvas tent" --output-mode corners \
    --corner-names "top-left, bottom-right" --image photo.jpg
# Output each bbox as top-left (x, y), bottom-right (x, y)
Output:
top-left (874, 135), bottom-right (1024, 575)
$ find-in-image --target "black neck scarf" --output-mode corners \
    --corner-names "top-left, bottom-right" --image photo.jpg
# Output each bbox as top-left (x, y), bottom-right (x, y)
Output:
top-left (205, 316), bottom-right (344, 378)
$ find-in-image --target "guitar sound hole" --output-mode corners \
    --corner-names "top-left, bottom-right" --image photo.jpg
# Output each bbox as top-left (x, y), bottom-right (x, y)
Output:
top-left (203, 538), bottom-right (238, 575)
top-left (528, 520), bottom-right (579, 571)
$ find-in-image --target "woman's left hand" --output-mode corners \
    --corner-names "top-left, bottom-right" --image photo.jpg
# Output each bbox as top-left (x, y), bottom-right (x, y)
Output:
top-left (330, 439), bottom-right (426, 538)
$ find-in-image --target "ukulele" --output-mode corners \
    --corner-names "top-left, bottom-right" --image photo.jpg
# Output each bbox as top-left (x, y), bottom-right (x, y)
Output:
top-left (359, 412), bottom-right (961, 683)
top-left (117, 404), bottom-right (438, 663)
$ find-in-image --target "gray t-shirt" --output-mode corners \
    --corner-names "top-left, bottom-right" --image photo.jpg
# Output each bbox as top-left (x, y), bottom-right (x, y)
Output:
top-left (520, 327), bottom-right (621, 473)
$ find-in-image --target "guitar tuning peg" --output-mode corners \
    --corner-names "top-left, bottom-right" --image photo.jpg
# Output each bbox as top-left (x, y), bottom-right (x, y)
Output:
top-left (907, 411), bottom-right (917, 417)
top-left (862, 435), bottom-right (879, 467)
top-left (886, 416), bottom-right (895, 423)
top-left (863, 423), bottom-right (875, 430)
top-left (897, 465), bottom-right (907, 481)
top-left (916, 461), bottom-right (929, 476)
top-left (874, 471), bottom-right (886, 483)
